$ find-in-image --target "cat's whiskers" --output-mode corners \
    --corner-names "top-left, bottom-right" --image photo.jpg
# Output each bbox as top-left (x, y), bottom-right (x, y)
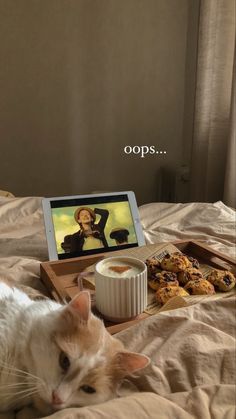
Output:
top-left (1, 387), bottom-right (41, 404)
top-left (12, 389), bottom-right (42, 405)
top-left (0, 380), bottom-right (37, 388)
top-left (2, 386), bottom-right (39, 396)
top-left (0, 380), bottom-right (45, 399)
top-left (0, 360), bottom-right (44, 385)
top-left (1, 371), bottom-right (33, 380)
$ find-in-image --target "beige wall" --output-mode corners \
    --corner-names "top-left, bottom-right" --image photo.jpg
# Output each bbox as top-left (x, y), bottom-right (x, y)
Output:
top-left (0, 0), bottom-right (199, 205)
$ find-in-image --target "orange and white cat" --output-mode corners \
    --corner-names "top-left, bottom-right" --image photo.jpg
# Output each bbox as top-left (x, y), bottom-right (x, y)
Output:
top-left (0, 283), bottom-right (150, 415)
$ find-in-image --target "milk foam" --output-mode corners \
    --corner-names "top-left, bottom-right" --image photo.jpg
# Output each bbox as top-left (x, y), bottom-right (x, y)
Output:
top-left (99, 260), bottom-right (142, 278)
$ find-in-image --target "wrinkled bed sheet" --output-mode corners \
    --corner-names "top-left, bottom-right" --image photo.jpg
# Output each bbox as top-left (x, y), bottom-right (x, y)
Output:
top-left (0, 197), bottom-right (235, 419)
top-left (139, 201), bottom-right (236, 259)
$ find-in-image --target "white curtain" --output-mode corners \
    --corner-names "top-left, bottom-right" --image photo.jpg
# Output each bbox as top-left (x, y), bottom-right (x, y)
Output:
top-left (189, 0), bottom-right (235, 205)
top-left (223, 49), bottom-right (236, 208)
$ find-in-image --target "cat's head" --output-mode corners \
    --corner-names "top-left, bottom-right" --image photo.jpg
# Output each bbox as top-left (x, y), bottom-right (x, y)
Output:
top-left (25, 291), bottom-right (150, 414)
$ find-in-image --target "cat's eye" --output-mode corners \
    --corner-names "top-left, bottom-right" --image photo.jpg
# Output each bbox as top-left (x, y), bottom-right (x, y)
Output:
top-left (80, 385), bottom-right (96, 394)
top-left (59, 352), bottom-right (70, 372)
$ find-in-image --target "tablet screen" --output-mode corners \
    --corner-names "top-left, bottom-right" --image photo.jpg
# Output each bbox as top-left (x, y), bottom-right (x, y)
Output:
top-left (50, 194), bottom-right (139, 259)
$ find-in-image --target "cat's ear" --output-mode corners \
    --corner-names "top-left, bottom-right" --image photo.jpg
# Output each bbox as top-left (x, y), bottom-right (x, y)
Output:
top-left (114, 351), bottom-right (150, 375)
top-left (68, 291), bottom-right (91, 322)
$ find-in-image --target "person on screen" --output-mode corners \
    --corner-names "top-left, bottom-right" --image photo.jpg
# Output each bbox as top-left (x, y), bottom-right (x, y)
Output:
top-left (61, 207), bottom-right (109, 253)
top-left (110, 228), bottom-right (130, 246)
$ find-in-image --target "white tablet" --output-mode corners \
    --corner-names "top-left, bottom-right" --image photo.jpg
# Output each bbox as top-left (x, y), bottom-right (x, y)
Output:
top-left (42, 191), bottom-right (145, 260)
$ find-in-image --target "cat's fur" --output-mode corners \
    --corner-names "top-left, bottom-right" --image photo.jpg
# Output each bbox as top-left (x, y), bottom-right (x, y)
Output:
top-left (0, 282), bottom-right (150, 415)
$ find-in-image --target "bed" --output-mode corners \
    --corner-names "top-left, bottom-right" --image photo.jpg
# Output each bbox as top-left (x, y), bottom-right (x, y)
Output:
top-left (0, 195), bottom-right (235, 419)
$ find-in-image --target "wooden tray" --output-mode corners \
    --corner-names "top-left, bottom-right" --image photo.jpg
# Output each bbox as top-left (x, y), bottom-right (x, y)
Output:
top-left (40, 241), bottom-right (236, 334)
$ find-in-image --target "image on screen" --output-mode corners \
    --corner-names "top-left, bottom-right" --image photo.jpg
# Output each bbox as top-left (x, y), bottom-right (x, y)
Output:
top-left (50, 194), bottom-right (138, 259)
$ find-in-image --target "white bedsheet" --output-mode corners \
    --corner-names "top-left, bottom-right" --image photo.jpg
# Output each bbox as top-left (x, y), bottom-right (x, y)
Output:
top-left (139, 201), bottom-right (236, 258)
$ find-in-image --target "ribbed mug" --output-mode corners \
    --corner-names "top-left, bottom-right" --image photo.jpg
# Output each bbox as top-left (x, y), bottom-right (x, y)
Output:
top-left (95, 256), bottom-right (147, 322)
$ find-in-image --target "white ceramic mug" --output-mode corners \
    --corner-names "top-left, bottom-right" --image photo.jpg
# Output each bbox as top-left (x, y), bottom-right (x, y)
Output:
top-left (95, 256), bottom-right (147, 322)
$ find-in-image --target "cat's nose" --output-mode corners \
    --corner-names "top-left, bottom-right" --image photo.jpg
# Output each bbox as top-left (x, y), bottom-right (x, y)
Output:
top-left (52, 390), bottom-right (63, 405)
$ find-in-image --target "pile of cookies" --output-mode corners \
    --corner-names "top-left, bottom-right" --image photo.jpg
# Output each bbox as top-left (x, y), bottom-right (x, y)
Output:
top-left (146, 252), bottom-right (236, 305)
